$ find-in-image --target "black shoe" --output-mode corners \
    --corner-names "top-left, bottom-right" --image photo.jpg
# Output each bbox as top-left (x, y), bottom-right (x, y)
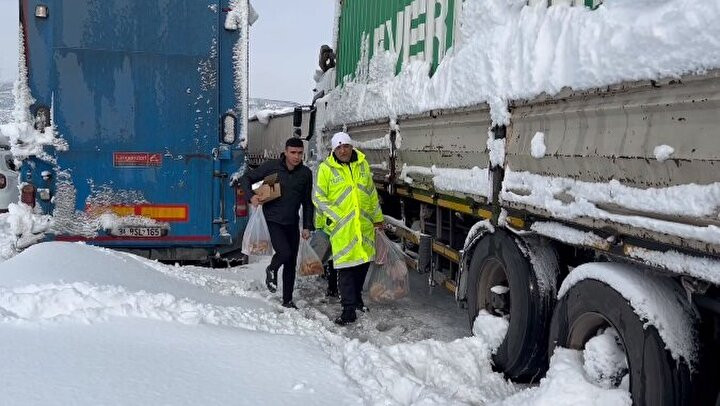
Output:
top-left (282, 301), bottom-right (298, 309)
top-left (334, 308), bottom-right (357, 326)
top-left (265, 268), bottom-right (277, 293)
top-left (334, 315), bottom-right (357, 326)
top-left (326, 288), bottom-right (338, 297)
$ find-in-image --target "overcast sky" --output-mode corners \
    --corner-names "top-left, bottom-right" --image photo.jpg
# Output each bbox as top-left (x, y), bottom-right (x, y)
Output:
top-left (0, 0), bottom-right (19, 82)
top-left (0, 0), bottom-right (335, 103)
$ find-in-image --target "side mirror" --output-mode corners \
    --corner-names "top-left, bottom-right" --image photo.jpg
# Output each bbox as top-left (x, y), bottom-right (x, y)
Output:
top-left (293, 107), bottom-right (303, 128)
top-left (291, 106), bottom-right (316, 141)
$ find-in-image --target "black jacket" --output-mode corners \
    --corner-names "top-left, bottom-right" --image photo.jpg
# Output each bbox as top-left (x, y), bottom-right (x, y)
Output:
top-left (240, 155), bottom-right (314, 230)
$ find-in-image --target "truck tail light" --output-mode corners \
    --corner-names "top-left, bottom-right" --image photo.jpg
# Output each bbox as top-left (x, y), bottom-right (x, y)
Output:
top-left (234, 187), bottom-right (247, 217)
top-left (221, 112), bottom-right (236, 144)
top-left (21, 184), bottom-right (36, 207)
top-left (0, 174), bottom-right (6, 189)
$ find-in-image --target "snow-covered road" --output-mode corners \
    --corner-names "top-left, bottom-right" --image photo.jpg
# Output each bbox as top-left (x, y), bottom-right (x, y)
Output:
top-left (0, 230), bottom-right (630, 405)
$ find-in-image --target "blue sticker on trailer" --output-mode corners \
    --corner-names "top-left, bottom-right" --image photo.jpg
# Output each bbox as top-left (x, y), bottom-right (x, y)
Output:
top-left (21, 0), bottom-right (248, 254)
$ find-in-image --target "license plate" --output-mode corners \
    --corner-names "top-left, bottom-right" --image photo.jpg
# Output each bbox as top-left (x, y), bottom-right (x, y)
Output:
top-left (114, 226), bottom-right (164, 238)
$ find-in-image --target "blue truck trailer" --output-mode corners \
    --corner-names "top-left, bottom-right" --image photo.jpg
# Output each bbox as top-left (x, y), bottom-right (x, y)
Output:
top-left (17, 0), bottom-right (254, 263)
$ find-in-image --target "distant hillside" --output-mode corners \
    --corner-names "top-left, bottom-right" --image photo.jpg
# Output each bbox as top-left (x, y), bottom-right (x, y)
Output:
top-left (249, 98), bottom-right (298, 117)
top-left (0, 82), bottom-right (12, 124)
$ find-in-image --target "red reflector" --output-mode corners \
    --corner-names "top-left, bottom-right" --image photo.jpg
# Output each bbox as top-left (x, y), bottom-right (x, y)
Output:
top-left (21, 184), bottom-right (36, 207)
top-left (0, 174), bottom-right (6, 189)
top-left (234, 187), bottom-right (248, 217)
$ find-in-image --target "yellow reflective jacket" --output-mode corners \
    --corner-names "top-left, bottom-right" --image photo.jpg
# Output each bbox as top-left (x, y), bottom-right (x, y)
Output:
top-left (313, 149), bottom-right (383, 269)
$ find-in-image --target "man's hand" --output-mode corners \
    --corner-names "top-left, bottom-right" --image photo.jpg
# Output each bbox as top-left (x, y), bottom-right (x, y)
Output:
top-left (374, 222), bottom-right (385, 230)
top-left (250, 194), bottom-right (261, 207)
top-left (301, 229), bottom-right (311, 240)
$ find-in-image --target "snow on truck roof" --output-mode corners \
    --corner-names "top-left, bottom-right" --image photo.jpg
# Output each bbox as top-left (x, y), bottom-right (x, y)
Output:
top-left (324, 0), bottom-right (720, 126)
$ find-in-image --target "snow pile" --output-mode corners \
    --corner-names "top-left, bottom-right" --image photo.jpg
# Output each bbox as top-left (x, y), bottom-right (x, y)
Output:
top-left (336, 333), bottom-right (516, 404)
top-left (531, 132), bottom-right (547, 158)
top-left (0, 239), bottom-right (640, 404)
top-left (401, 164), bottom-right (491, 197)
top-left (0, 25), bottom-right (67, 163)
top-left (324, 0), bottom-right (720, 127)
top-left (503, 169), bottom-right (720, 244)
top-left (472, 310), bottom-right (509, 351)
top-left (0, 203), bottom-right (52, 259)
top-left (654, 144), bottom-right (675, 161)
top-left (501, 348), bottom-right (632, 406)
top-left (558, 262), bottom-right (698, 366)
top-left (582, 328), bottom-right (629, 390)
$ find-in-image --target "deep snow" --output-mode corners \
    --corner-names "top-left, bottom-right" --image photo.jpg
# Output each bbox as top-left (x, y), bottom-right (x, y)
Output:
top-left (0, 230), bottom-right (632, 404)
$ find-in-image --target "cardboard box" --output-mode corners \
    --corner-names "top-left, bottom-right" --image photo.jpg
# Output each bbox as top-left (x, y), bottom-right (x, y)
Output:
top-left (256, 173), bottom-right (281, 203)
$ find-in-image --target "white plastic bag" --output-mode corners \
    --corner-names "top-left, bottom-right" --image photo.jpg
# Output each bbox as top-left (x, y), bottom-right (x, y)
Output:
top-left (309, 230), bottom-right (331, 263)
top-left (374, 230), bottom-right (389, 265)
top-left (298, 238), bottom-right (323, 276)
top-left (241, 206), bottom-right (274, 256)
top-left (368, 231), bottom-right (410, 303)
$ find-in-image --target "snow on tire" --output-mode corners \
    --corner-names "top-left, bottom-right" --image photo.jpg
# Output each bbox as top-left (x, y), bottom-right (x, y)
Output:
top-left (550, 263), bottom-right (697, 406)
top-left (467, 230), bottom-right (559, 382)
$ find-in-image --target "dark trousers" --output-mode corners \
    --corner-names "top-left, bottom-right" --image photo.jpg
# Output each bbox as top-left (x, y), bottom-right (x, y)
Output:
top-left (338, 262), bottom-right (370, 310)
top-left (267, 221), bottom-right (300, 303)
top-left (327, 260), bottom-right (338, 292)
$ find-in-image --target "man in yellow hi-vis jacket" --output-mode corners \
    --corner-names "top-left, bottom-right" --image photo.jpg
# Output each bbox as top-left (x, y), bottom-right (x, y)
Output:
top-left (313, 132), bottom-right (384, 325)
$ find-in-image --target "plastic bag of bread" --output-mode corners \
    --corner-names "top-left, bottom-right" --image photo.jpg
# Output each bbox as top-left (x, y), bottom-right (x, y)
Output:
top-left (368, 231), bottom-right (409, 303)
top-left (374, 232), bottom-right (389, 265)
top-left (241, 206), bottom-right (274, 256)
top-left (298, 238), bottom-right (324, 276)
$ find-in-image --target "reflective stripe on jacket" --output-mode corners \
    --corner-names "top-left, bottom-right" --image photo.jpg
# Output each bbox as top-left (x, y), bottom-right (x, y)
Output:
top-left (313, 149), bottom-right (383, 269)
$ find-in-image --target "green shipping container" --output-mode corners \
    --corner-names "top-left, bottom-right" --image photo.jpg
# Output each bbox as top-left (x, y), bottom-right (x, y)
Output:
top-left (335, 0), bottom-right (462, 85)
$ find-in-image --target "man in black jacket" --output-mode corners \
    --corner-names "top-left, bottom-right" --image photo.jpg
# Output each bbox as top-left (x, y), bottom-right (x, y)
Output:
top-left (240, 137), bottom-right (314, 309)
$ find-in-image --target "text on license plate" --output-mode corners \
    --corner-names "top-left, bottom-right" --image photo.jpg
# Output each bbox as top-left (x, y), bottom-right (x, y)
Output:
top-left (115, 227), bottom-right (163, 237)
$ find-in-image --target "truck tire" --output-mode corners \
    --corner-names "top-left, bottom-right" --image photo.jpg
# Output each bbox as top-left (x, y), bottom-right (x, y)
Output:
top-left (467, 230), bottom-right (557, 382)
top-left (550, 279), bottom-right (693, 405)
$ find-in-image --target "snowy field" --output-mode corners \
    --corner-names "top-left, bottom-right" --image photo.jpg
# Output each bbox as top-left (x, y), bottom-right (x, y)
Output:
top-left (0, 82), bottom-right (12, 124)
top-left (0, 213), bottom-right (631, 405)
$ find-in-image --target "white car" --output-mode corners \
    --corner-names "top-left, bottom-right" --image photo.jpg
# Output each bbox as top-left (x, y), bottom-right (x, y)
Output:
top-left (0, 149), bottom-right (19, 212)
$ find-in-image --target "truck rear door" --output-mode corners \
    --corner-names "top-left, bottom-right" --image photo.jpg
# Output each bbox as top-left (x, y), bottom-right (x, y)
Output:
top-left (36, 0), bottom-right (231, 245)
